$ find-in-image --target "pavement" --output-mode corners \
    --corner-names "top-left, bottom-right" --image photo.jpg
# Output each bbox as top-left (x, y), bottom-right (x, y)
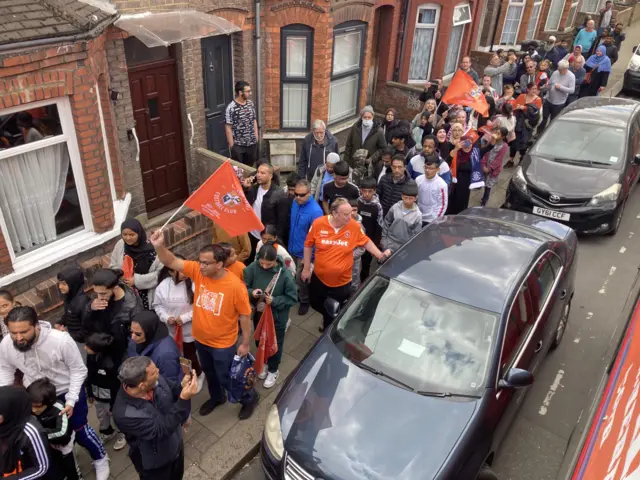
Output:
top-left (73, 22), bottom-right (640, 480)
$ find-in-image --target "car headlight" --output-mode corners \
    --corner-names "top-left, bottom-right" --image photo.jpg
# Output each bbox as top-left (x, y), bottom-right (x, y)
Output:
top-left (264, 404), bottom-right (284, 461)
top-left (589, 183), bottom-right (621, 207)
top-left (511, 166), bottom-right (528, 192)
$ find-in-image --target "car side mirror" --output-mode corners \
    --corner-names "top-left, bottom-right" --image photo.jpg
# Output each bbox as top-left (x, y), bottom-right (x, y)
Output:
top-left (498, 368), bottom-right (534, 389)
top-left (634, 153), bottom-right (640, 165)
top-left (324, 297), bottom-right (341, 321)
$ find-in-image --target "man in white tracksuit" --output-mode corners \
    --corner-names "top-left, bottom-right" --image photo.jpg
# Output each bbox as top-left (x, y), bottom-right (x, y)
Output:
top-left (416, 155), bottom-right (449, 226)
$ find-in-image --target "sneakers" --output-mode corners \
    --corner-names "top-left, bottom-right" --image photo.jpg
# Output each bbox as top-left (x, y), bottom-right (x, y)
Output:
top-left (113, 433), bottom-right (127, 451)
top-left (93, 456), bottom-right (110, 480)
top-left (264, 370), bottom-right (279, 389)
top-left (238, 392), bottom-right (260, 420)
top-left (196, 372), bottom-right (206, 394)
top-left (298, 303), bottom-right (309, 315)
top-left (99, 430), bottom-right (116, 444)
top-left (257, 367), bottom-right (268, 380)
top-left (199, 395), bottom-right (226, 416)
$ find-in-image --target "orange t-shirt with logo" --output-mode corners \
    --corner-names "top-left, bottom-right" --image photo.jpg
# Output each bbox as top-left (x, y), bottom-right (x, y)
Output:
top-left (304, 216), bottom-right (370, 287)
top-left (227, 261), bottom-right (246, 281)
top-left (183, 260), bottom-right (252, 348)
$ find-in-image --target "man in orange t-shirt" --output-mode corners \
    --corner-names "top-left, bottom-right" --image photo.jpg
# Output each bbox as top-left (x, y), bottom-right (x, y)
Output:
top-left (149, 231), bottom-right (258, 420)
top-left (301, 197), bottom-right (390, 331)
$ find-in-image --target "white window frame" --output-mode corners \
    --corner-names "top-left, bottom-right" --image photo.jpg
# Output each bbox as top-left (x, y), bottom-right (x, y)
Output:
top-left (0, 97), bottom-right (131, 286)
top-left (408, 3), bottom-right (441, 84)
top-left (500, 1), bottom-right (526, 45)
top-left (95, 82), bottom-right (117, 203)
top-left (444, 4), bottom-right (473, 79)
top-left (566, 1), bottom-right (579, 29)
top-left (545, 0), bottom-right (567, 31)
top-left (580, 0), bottom-right (599, 13)
top-left (526, 0), bottom-right (543, 39)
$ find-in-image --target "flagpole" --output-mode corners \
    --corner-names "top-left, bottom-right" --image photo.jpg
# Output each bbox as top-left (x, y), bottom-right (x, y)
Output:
top-left (159, 203), bottom-right (187, 232)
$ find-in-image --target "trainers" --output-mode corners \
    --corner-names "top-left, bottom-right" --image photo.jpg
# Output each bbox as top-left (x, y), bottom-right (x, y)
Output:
top-left (238, 392), bottom-right (260, 420)
top-left (298, 303), bottom-right (309, 315)
top-left (264, 370), bottom-right (279, 389)
top-left (113, 433), bottom-right (127, 451)
top-left (93, 456), bottom-right (110, 480)
top-left (196, 372), bottom-right (206, 394)
top-left (257, 367), bottom-right (268, 380)
top-left (99, 430), bottom-right (116, 444)
top-left (199, 396), bottom-right (226, 416)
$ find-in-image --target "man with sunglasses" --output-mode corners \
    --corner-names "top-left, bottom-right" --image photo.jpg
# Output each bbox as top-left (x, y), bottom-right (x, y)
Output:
top-left (288, 179), bottom-right (324, 315)
top-left (148, 233), bottom-right (258, 420)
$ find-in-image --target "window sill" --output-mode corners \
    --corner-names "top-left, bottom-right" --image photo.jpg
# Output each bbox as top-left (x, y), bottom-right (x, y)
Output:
top-left (0, 195), bottom-right (131, 288)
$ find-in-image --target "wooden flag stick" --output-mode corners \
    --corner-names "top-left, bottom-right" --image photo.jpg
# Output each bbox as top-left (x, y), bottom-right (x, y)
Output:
top-left (159, 203), bottom-right (187, 232)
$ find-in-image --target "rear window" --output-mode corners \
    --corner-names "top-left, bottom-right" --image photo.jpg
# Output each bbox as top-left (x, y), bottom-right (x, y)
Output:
top-left (533, 120), bottom-right (625, 167)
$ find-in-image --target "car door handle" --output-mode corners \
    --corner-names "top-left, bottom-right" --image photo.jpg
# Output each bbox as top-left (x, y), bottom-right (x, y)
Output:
top-left (534, 340), bottom-right (543, 353)
top-left (559, 289), bottom-right (567, 300)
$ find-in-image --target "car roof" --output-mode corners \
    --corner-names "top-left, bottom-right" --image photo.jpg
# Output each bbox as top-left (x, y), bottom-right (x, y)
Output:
top-left (377, 214), bottom-right (549, 313)
top-left (559, 97), bottom-right (640, 129)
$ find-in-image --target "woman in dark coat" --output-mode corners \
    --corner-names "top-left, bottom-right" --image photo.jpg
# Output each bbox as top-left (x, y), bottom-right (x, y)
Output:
top-left (56, 266), bottom-right (90, 348)
top-left (580, 45), bottom-right (612, 97)
top-left (344, 106), bottom-right (387, 168)
top-left (382, 108), bottom-right (399, 144)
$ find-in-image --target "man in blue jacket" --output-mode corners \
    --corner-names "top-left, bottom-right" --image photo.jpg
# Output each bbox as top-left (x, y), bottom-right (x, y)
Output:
top-left (288, 178), bottom-right (323, 315)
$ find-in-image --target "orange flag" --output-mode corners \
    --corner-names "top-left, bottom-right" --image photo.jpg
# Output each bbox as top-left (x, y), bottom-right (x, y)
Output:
top-left (442, 70), bottom-right (490, 117)
top-left (184, 161), bottom-right (264, 237)
top-left (253, 304), bottom-right (278, 375)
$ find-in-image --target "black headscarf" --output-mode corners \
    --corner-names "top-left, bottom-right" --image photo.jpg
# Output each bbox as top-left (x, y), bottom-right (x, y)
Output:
top-left (57, 266), bottom-right (85, 304)
top-left (121, 218), bottom-right (156, 274)
top-left (133, 311), bottom-right (168, 354)
top-left (0, 386), bottom-right (32, 475)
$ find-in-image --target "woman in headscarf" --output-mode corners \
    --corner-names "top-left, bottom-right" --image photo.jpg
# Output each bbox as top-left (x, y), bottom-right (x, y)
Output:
top-left (411, 99), bottom-right (440, 131)
top-left (109, 218), bottom-right (162, 310)
top-left (55, 266), bottom-right (90, 357)
top-left (128, 311), bottom-right (181, 387)
top-left (563, 44), bottom-right (585, 66)
top-left (580, 45), bottom-right (612, 97)
top-left (0, 386), bottom-right (50, 478)
top-left (435, 128), bottom-right (450, 162)
top-left (505, 83), bottom-right (543, 168)
top-left (382, 108), bottom-right (399, 144)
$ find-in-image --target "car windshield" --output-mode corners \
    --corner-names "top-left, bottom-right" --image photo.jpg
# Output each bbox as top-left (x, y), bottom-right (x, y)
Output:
top-left (330, 277), bottom-right (499, 397)
top-left (533, 120), bottom-right (625, 167)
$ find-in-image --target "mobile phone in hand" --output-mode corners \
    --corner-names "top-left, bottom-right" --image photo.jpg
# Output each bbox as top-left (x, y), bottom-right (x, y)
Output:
top-left (179, 357), bottom-right (192, 376)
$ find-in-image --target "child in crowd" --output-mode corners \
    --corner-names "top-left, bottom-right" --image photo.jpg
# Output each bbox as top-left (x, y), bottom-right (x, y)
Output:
top-left (220, 243), bottom-right (246, 281)
top-left (0, 289), bottom-right (17, 339)
top-left (349, 199), bottom-right (367, 294)
top-left (84, 333), bottom-right (127, 451)
top-left (254, 225), bottom-right (296, 276)
top-left (28, 378), bottom-right (83, 479)
top-left (152, 255), bottom-right (205, 391)
top-left (381, 182), bottom-right (423, 255)
top-left (351, 149), bottom-right (371, 187)
top-left (373, 147), bottom-right (394, 184)
top-left (356, 177), bottom-right (383, 283)
top-left (416, 155), bottom-right (449, 225)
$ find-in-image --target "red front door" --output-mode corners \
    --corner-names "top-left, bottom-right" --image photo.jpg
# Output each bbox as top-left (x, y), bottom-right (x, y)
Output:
top-left (129, 60), bottom-right (188, 215)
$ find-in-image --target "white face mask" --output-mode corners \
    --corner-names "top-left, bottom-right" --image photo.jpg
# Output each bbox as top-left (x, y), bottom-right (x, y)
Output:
top-left (362, 119), bottom-right (373, 128)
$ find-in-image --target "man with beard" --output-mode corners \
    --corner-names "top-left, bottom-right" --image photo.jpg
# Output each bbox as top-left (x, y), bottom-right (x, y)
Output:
top-left (0, 306), bottom-right (110, 480)
top-left (113, 356), bottom-right (198, 480)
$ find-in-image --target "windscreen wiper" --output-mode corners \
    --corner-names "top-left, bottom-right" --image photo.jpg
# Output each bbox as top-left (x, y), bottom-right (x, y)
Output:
top-left (415, 390), bottom-right (481, 399)
top-left (355, 362), bottom-right (415, 391)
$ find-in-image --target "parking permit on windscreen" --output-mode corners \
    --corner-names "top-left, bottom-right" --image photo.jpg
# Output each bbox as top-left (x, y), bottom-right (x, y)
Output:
top-left (398, 339), bottom-right (426, 358)
top-left (610, 156), bottom-right (618, 163)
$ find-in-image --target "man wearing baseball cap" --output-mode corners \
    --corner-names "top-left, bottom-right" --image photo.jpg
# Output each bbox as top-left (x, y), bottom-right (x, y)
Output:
top-left (310, 152), bottom-right (353, 202)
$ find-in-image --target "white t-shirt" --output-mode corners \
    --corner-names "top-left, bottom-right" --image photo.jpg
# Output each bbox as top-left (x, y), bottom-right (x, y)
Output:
top-left (251, 186), bottom-right (268, 238)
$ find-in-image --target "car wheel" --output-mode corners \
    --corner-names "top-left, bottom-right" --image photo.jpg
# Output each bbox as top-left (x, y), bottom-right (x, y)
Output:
top-left (551, 300), bottom-right (571, 350)
top-left (476, 464), bottom-right (499, 480)
top-left (607, 200), bottom-right (626, 236)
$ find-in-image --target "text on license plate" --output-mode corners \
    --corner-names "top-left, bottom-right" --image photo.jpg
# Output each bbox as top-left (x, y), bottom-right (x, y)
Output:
top-left (532, 206), bottom-right (570, 221)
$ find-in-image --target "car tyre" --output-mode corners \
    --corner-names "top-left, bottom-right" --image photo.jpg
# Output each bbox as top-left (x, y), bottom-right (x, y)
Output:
top-left (551, 300), bottom-right (571, 350)
top-left (607, 200), bottom-right (626, 236)
top-left (476, 464), bottom-right (499, 480)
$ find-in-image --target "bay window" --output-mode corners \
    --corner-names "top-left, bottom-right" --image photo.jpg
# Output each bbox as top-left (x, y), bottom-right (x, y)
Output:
top-left (566, 1), bottom-right (579, 29)
top-left (526, 1), bottom-right (543, 40)
top-left (444, 4), bottom-right (472, 77)
top-left (409, 4), bottom-right (440, 83)
top-left (500, 1), bottom-right (525, 45)
top-left (329, 22), bottom-right (366, 123)
top-left (545, 0), bottom-right (566, 31)
top-left (281, 25), bottom-right (313, 130)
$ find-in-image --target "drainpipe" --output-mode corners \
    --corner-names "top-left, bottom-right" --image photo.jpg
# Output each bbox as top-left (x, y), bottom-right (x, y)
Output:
top-left (0, 16), bottom-right (118, 52)
top-left (254, 0), bottom-right (263, 159)
top-left (394, 0), bottom-right (411, 81)
top-left (489, 0), bottom-right (503, 52)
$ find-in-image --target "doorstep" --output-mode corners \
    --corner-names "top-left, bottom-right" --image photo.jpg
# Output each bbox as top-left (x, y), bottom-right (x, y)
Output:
top-left (74, 307), bottom-right (324, 480)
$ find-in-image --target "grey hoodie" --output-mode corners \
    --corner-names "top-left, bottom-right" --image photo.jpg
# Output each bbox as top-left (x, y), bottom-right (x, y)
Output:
top-left (381, 201), bottom-right (423, 253)
top-left (0, 321), bottom-right (87, 407)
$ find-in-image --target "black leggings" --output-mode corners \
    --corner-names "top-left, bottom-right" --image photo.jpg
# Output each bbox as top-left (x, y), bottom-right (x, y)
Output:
top-left (509, 142), bottom-right (527, 160)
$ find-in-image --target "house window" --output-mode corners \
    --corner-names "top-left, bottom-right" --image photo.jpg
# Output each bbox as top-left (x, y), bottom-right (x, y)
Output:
top-left (409, 4), bottom-right (440, 83)
top-left (329, 22), bottom-right (366, 124)
top-left (526, 1), bottom-right (543, 39)
top-left (566, 1), bottom-right (579, 28)
top-left (545, 0), bottom-right (566, 31)
top-left (281, 25), bottom-right (313, 130)
top-left (581, 0), bottom-right (599, 13)
top-left (444, 4), bottom-right (473, 77)
top-left (500, 2), bottom-right (525, 45)
top-left (0, 98), bottom-right (90, 256)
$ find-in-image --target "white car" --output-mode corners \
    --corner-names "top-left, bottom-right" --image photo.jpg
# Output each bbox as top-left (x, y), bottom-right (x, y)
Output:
top-left (622, 43), bottom-right (640, 95)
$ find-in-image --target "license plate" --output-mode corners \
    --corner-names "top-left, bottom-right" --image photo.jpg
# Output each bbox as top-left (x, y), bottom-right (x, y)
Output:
top-left (533, 206), bottom-right (570, 221)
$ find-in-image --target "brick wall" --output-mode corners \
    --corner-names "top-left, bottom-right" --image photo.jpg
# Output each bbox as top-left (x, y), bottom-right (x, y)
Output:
top-left (374, 81), bottom-right (425, 123)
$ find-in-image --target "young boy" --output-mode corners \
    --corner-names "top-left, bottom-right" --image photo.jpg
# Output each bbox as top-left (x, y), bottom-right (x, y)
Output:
top-left (374, 147), bottom-right (394, 184)
top-left (349, 199), bottom-right (366, 294)
top-left (321, 160), bottom-right (360, 214)
top-left (357, 176), bottom-right (383, 282)
top-left (416, 155), bottom-right (449, 226)
top-left (84, 333), bottom-right (126, 451)
top-left (219, 242), bottom-right (246, 280)
top-left (381, 182), bottom-right (422, 255)
top-left (28, 378), bottom-right (83, 480)
top-left (390, 129), bottom-right (411, 161)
